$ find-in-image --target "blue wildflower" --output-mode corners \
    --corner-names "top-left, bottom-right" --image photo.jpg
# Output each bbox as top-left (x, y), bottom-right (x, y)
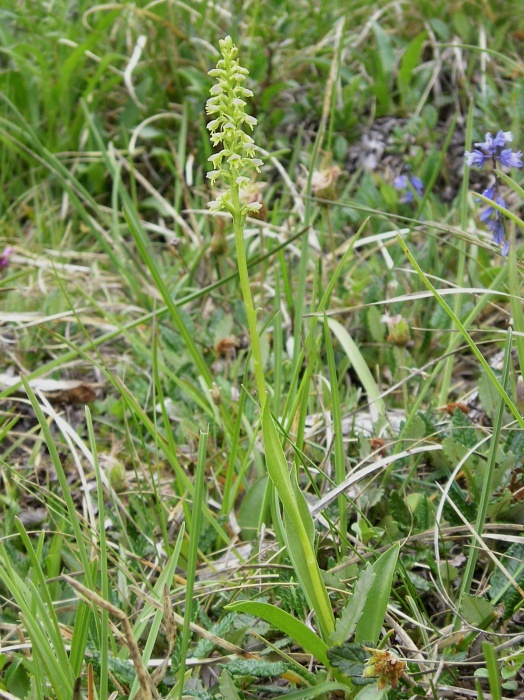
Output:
top-left (487, 217), bottom-right (506, 246)
top-left (465, 128), bottom-right (522, 255)
top-left (499, 148), bottom-right (522, 168)
top-left (393, 174), bottom-right (424, 203)
top-left (465, 129), bottom-right (521, 170)
top-left (464, 150), bottom-right (486, 168)
top-left (479, 193), bottom-right (506, 223)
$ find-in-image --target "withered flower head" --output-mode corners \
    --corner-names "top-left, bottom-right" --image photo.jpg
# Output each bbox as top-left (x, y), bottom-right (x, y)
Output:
top-left (362, 647), bottom-right (406, 691)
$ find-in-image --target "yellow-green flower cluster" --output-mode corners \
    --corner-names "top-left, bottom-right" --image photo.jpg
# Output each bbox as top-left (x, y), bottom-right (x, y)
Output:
top-left (206, 36), bottom-right (263, 217)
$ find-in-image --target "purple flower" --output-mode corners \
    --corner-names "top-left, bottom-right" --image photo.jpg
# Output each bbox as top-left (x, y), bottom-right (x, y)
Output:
top-left (465, 150), bottom-right (487, 168)
top-left (475, 186), bottom-right (510, 254)
top-left (410, 176), bottom-right (424, 196)
top-left (393, 175), bottom-right (407, 190)
top-left (487, 217), bottom-right (506, 246)
top-left (0, 246), bottom-right (13, 268)
top-left (466, 129), bottom-right (520, 256)
top-left (480, 194), bottom-right (507, 222)
top-left (465, 129), bottom-right (521, 170)
top-left (499, 148), bottom-right (522, 168)
top-left (394, 174), bottom-right (424, 203)
top-left (474, 132), bottom-right (496, 153)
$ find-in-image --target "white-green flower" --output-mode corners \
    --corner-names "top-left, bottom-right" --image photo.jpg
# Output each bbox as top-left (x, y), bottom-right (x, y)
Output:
top-left (206, 36), bottom-right (263, 217)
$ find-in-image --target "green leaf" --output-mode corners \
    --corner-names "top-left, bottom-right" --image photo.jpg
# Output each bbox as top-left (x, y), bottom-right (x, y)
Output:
top-left (355, 685), bottom-right (388, 700)
top-left (450, 409), bottom-right (479, 449)
top-left (478, 368), bottom-right (499, 421)
top-left (489, 543), bottom-right (524, 604)
top-left (461, 595), bottom-right (497, 627)
top-left (275, 682), bottom-right (355, 699)
top-left (330, 564), bottom-right (376, 645)
top-left (398, 32), bottom-right (427, 106)
top-left (237, 475), bottom-right (268, 541)
top-left (225, 658), bottom-right (288, 679)
top-left (219, 669), bottom-right (244, 700)
top-left (355, 544), bottom-right (399, 645)
top-left (262, 402), bottom-right (334, 639)
top-left (401, 414), bottom-right (426, 442)
top-left (482, 642), bottom-right (503, 700)
top-left (326, 643), bottom-right (371, 685)
top-left (389, 491), bottom-right (412, 528)
top-left (442, 437), bottom-right (478, 474)
top-left (225, 601), bottom-right (329, 666)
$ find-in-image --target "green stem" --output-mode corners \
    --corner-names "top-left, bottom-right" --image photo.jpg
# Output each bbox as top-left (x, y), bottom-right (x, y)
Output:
top-left (231, 182), bottom-right (267, 405)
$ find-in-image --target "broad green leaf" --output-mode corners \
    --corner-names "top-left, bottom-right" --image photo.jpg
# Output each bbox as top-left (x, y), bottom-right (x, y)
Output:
top-left (461, 595), bottom-right (497, 627)
top-left (219, 669), bottom-right (243, 700)
top-left (262, 401), bottom-right (334, 639)
top-left (225, 601), bottom-right (329, 666)
top-left (330, 564), bottom-right (376, 645)
top-left (355, 685), bottom-right (388, 700)
top-left (355, 544), bottom-right (399, 645)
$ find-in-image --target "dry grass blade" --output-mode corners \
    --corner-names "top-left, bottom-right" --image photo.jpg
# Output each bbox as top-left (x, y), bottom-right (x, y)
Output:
top-left (129, 585), bottom-right (255, 660)
top-left (150, 586), bottom-right (176, 686)
top-left (63, 576), bottom-right (159, 700)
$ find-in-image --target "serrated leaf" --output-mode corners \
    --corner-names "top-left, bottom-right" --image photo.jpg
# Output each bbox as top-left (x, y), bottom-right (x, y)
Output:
top-left (504, 430), bottom-right (524, 460)
top-left (330, 565), bottom-right (376, 645)
top-left (225, 658), bottom-right (288, 679)
top-left (451, 409), bottom-right (478, 449)
top-left (389, 490), bottom-right (412, 528)
top-left (489, 543), bottom-right (524, 603)
top-left (443, 489), bottom-right (477, 525)
top-left (415, 494), bottom-right (431, 531)
top-left (326, 643), bottom-right (372, 685)
top-left (442, 436), bottom-right (478, 472)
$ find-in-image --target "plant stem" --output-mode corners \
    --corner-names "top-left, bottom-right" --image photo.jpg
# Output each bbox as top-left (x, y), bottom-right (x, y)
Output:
top-left (231, 181), bottom-right (267, 405)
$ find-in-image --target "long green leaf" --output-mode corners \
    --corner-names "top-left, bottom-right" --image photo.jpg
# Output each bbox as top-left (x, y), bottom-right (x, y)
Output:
top-left (330, 564), bottom-right (376, 645)
top-left (355, 544), bottom-right (399, 645)
top-left (226, 601), bottom-right (329, 666)
top-left (262, 401), bottom-right (335, 639)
